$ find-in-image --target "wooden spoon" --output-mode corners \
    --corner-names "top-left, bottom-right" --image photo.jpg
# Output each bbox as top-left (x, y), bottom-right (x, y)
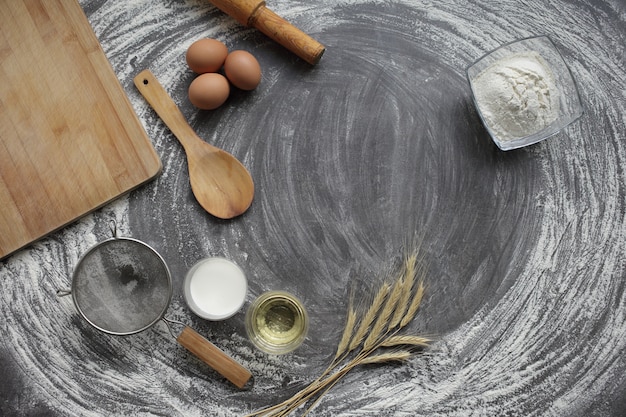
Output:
top-left (134, 69), bottom-right (254, 219)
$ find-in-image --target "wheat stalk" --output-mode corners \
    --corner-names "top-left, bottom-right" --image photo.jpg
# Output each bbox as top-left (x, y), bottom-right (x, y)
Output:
top-left (245, 249), bottom-right (430, 417)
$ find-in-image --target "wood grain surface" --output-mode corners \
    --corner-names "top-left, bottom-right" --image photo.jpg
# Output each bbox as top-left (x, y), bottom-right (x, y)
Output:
top-left (176, 326), bottom-right (252, 389)
top-left (0, 0), bottom-right (161, 259)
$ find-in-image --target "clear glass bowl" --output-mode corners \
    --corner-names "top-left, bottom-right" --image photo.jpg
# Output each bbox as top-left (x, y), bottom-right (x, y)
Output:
top-left (467, 35), bottom-right (583, 151)
top-left (245, 291), bottom-right (308, 354)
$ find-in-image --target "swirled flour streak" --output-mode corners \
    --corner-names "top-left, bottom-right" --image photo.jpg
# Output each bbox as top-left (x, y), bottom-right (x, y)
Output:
top-left (1, 0), bottom-right (625, 416)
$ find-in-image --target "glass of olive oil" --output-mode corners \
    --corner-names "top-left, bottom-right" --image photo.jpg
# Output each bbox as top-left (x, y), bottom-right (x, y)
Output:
top-left (245, 291), bottom-right (308, 354)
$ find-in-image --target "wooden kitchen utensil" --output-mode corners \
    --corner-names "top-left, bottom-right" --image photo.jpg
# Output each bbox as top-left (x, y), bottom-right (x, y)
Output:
top-left (134, 70), bottom-right (254, 219)
top-left (0, 0), bottom-right (161, 260)
top-left (207, 0), bottom-right (325, 65)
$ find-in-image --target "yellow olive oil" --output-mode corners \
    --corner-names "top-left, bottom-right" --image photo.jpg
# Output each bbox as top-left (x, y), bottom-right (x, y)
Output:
top-left (246, 291), bottom-right (308, 354)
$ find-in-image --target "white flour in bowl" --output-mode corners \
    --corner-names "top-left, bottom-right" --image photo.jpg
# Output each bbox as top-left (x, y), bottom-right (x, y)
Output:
top-left (472, 51), bottom-right (560, 141)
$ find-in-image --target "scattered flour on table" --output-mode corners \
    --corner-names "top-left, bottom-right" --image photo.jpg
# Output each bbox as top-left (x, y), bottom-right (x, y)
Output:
top-left (472, 51), bottom-right (560, 141)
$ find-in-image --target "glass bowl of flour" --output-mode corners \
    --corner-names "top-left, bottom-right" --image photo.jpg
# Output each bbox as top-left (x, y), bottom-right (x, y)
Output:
top-left (467, 35), bottom-right (583, 151)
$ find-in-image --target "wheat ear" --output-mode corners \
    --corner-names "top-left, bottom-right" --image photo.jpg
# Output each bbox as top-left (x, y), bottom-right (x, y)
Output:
top-left (348, 282), bottom-right (390, 351)
top-left (389, 252), bottom-right (418, 328)
top-left (359, 350), bottom-right (413, 365)
top-left (363, 277), bottom-right (404, 350)
top-left (400, 279), bottom-right (425, 328)
top-left (379, 335), bottom-right (430, 348)
top-left (334, 306), bottom-right (357, 360)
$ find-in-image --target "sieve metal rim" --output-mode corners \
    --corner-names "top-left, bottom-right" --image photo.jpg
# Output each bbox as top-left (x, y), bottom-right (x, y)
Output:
top-left (70, 236), bottom-right (172, 336)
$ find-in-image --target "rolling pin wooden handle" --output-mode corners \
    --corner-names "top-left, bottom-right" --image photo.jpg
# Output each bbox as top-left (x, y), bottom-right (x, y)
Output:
top-left (251, 6), bottom-right (325, 65)
top-left (177, 326), bottom-right (252, 389)
top-left (208, 0), bottom-right (325, 65)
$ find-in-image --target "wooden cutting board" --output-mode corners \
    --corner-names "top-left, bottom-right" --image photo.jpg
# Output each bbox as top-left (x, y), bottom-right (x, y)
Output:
top-left (0, 0), bottom-right (162, 260)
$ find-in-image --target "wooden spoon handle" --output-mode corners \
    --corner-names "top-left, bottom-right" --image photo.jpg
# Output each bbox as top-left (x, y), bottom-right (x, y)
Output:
top-left (133, 69), bottom-right (204, 151)
top-left (177, 326), bottom-right (252, 389)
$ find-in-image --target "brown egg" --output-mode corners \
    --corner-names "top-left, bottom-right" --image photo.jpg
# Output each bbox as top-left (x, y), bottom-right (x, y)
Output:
top-left (224, 50), bottom-right (262, 90)
top-left (186, 38), bottom-right (228, 74)
top-left (188, 73), bottom-right (230, 110)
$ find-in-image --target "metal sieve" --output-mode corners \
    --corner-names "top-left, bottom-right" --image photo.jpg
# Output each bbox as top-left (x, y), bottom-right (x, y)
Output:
top-left (71, 236), bottom-right (171, 335)
top-left (58, 224), bottom-right (252, 388)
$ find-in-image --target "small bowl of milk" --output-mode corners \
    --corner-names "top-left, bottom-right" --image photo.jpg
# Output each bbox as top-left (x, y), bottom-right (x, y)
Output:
top-left (467, 35), bottom-right (583, 151)
top-left (183, 257), bottom-right (248, 320)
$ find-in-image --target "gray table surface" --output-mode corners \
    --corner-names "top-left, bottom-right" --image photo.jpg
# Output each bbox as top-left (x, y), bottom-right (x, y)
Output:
top-left (2, 0), bottom-right (625, 415)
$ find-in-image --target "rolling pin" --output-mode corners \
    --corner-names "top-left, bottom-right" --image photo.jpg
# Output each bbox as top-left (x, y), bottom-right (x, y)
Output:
top-left (208, 0), bottom-right (325, 65)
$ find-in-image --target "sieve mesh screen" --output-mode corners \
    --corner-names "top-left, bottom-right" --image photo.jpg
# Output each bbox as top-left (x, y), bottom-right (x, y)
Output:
top-left (72, 238), bottom-right (171, 335)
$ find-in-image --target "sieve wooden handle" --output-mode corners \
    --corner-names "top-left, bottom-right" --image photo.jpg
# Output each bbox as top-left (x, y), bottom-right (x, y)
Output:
top-left (177, 326), bottom-right (252, 388)
top-left (207, 0), bottom-right (325, 65)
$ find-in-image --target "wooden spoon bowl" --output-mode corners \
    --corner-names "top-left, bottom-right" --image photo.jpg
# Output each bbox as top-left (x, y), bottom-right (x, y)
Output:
top-left (134, 70), bottom-right (254, 219)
